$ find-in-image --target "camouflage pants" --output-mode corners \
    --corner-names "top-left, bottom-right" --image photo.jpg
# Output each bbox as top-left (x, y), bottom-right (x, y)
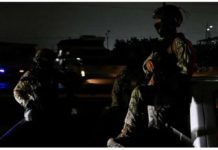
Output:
top-left (110, 79), bottom-right (191, 147)
top-left (119, 84), bottom-right (190, 138)
top-left (123, 85), bottom-right (170, 136)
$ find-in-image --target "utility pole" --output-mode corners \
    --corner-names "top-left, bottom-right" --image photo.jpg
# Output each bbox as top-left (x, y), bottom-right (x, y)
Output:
top-left (105, 30), bottom-right (110, 49)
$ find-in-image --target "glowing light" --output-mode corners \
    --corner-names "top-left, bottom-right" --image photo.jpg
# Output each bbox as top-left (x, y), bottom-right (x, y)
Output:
top-left (86, 78), bottom-right (114, 85)
top-left (55, 58), bottom-right (60, 62)
top-left (19, 69), bottom-right (25, 73)
top-left (81, 70), bottom-right (85, 77)
top-left (58, 49), bottom-right (62, 57)
top-left (76, 57), bottom-right (82, 61)
top-left (0, 82), bottom-right (10, 89)
top-left (0, 68), bottom-right (5, 73)
top-left (206, 25), bottom-right (213, 31)
top-left (66, 51), bottom-right (70, 55)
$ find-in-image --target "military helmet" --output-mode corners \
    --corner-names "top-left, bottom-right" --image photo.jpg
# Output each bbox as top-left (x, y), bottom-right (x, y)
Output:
top-left (33, 48), bottom-right (56, 65)
top-left (153, 4), bottom-right (183, 27)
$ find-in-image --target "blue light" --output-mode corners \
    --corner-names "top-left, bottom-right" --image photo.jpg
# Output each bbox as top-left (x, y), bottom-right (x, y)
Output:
top-left (0, 82), bottom-right (10, 90)
top-left (0, 68), bottom-right (5, 74)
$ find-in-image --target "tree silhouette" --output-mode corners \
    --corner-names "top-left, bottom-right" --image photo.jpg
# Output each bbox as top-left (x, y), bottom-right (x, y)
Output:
top-left (195, 41), bottom-right (218, 67)
top-left (112, 37), bottom-right (156, 65)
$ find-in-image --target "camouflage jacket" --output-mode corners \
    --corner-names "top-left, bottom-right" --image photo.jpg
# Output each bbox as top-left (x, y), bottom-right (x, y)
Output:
top-left (143, 33), bottom-right (194, 82)
top-left (13, 69), bottom-right (60, 109)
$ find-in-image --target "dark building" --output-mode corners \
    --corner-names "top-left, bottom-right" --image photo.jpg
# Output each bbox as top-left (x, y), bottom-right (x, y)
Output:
top-left (197, 36), bottom-right (218, 45)
top-left (195, 37), bottom-right (218, 66)
top-left (57, 35), bottom-right (112, 65)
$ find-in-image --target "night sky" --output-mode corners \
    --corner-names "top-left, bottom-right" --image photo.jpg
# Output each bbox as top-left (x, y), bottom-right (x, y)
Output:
top-left (0, 2), bottom-right (218, 50)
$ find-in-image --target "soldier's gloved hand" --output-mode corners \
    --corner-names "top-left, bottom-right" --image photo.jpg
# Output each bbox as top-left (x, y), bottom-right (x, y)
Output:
top-left (25, 101), bottom-right (43, 122)
top-left (24, 107), bottom-right (42, 122)
top-left (145, 60), bottom-right (154, 72)
top-left (107, 138), bottom-right (124, 147)
top-left (148, 75), bottom-right (155, 86)
top-left (24, 109), bottom-right (33, 121)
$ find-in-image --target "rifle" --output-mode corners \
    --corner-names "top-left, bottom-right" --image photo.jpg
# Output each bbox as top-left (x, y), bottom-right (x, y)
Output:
top-left (165, 123), bottom-right (193, 147)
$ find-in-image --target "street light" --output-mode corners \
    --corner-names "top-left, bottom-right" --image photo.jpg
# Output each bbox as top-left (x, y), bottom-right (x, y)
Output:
top-left (206, 24), bottom-right (213, 39)
top-left (206, 26), bottom-right (213, 31)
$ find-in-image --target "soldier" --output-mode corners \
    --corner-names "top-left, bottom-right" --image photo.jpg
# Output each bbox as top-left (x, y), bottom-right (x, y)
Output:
top-left (93, 63), bottom-right (147, 146)
top-left (0, 48), bottom-right (79, 146)
top-left (107, 4), bottom-right (195, 147)
top-left (14, 48), bottom-right (73, 122)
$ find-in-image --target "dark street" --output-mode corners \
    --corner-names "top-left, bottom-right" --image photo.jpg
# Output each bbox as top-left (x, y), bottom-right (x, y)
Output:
top-left (0, 83), bottom-right (112, 147)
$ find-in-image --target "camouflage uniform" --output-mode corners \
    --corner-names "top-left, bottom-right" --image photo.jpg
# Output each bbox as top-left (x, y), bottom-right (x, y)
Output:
top-left (109, 33), bottom-right (194, 147)
top-left (13, 49), bottom-right (81, 122)
top-left (111, 65), bottom-right (147, 109)
top-left (92, 65), bottom-right (147, 146)
top-left (4, 49), bottom-right (80, 146)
